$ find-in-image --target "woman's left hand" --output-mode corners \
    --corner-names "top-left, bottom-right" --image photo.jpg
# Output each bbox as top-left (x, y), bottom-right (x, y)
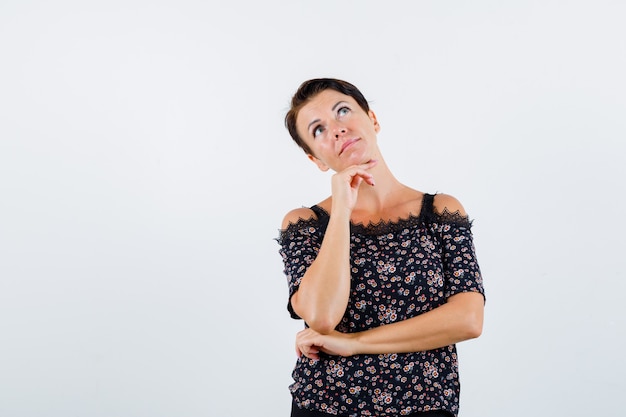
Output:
top-left (295, 328), bottom-right (357, 360)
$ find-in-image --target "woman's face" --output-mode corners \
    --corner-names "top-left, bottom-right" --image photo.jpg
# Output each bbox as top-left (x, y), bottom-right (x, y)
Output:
top-left (296, 89), bottom-right (380, 172)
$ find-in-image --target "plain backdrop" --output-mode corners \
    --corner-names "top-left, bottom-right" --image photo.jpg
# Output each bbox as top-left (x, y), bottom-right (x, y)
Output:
top-left (1, 1), bottom-right (625, 416)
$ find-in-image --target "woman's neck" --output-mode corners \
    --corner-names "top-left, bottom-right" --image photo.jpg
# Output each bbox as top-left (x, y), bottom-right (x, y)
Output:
top-left (350, 158), bottom-right (420, 221)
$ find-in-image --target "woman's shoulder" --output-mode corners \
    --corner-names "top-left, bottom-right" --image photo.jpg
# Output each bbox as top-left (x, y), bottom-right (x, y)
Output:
top-left (280, 207), bottom-right (317, 230)
top-left (280, 197), bottom-right (331, 229)
top-left (432, 193), bottom-right (467, 217)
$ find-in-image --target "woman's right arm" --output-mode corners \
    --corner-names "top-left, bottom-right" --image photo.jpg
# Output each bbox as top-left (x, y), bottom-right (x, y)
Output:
top-left (283, 160), bottom-right (377, 334)
top-left (282, 207), bottom-right (352, 334)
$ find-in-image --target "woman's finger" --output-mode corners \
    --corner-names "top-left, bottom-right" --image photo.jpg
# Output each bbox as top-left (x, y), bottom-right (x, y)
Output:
top-left (350, 176), bottom-right (364, 189)
top-left (298, 344), bottom-right (320, 360)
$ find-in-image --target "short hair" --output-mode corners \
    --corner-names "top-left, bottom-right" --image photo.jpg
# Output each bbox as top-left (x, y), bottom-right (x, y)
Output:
top-left (285, 78), bottom-right (370, 155)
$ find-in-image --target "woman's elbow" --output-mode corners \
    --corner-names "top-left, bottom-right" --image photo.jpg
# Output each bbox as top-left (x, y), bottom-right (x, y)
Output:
top-left (306, 317), bottom-right (339, 335)
top-left (291, 294), bottom-right (342, 334)
top-left (450, 292), bottom-right (484, 340)
top-left (461, 308), bottom-right (483, 340)
top-left (465, 318), bottom-right (483, 339)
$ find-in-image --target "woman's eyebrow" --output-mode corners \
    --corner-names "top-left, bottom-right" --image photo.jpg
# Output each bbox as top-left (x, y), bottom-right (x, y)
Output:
top-left (307, 118), bottom-right (320, 132)
top-left (332, 101), bottom-right (348, 111)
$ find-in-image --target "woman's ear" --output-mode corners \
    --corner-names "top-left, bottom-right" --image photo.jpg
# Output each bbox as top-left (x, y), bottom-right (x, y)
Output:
top-left (307, 154), bottom-right (330, 172)
top-left (369, 110), bottom-right (381, 133)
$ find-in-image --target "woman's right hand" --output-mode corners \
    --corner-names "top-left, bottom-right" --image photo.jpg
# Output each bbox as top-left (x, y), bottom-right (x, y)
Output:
top-left (295, 328), bottom-right (358, 360)
top-left (330, 159), bottom-right (378, 214)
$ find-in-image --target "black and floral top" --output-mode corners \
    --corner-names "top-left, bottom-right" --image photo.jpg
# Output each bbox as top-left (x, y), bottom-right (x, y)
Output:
top-left (277, 194), bottom-right (484, 417)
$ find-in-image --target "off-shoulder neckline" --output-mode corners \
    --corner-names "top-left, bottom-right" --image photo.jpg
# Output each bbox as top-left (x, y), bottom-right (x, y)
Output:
top-left (279, 194), bottom-right (471, 237)
top-left (311, 204), bottom-right (427, 235)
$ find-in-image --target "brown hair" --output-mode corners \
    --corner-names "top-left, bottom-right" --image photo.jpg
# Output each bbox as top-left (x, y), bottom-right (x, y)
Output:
top-left (285, 78), bottom-right (370, 155)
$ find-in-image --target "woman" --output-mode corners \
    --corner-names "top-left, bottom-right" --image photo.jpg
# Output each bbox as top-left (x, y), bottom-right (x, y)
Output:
top-left (277, 79), bottom-right (485, 417)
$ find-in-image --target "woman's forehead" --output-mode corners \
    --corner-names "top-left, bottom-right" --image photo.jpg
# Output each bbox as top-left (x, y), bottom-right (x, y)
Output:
top-left (308, 89), bottom-right (351, 106)
top-left (299, 90), bottom-right (355, 120)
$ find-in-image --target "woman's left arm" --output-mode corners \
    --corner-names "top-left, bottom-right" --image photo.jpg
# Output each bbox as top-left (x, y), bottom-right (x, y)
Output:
top-left (296, 291), bottom-right (483, 359)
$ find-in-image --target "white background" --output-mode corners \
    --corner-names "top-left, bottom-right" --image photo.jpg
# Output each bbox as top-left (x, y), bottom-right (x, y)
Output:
top-left (1, 1), bottom-right (625, 416)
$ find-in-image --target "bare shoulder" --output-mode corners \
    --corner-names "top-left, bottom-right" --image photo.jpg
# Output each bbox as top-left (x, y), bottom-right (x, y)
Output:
top-left (433, 193), bottom-right (468, 216)
top-left (281, 207), bottom-right (317, 230)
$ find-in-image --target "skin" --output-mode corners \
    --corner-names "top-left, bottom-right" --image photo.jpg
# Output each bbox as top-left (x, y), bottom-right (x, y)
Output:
top-left (281, 89), bottom-right (484, 361)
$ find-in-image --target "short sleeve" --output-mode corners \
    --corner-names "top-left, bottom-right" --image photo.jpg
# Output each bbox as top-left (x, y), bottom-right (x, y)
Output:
top-left (439, 220), bottom-right (485, 300)
top-left (276, 221), bottom-right (324, 319)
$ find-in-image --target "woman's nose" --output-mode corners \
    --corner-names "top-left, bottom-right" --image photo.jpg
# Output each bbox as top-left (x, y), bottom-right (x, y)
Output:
top-left (333, 124), bottom-right (347, 139)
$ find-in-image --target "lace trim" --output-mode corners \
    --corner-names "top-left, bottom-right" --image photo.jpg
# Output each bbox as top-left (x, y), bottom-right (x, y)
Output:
top-left (430, 207), bottom-right (473, 227)
top-left (277, 205), bottom-right (472, 240)
top-left (351, 210), bottom-right (425, 235)
top-left (276, 214), bottom-right (321, 245)
top-left (351, 206), bottom-right (472, 235)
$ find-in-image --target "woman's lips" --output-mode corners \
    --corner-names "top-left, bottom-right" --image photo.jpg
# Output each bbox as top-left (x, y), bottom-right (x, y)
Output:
top-left (340, 138), bottom-right (360, 155)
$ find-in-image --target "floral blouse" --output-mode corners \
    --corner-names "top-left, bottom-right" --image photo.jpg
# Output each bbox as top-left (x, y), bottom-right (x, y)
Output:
top-left (277, 194), bottom-right (484, 417)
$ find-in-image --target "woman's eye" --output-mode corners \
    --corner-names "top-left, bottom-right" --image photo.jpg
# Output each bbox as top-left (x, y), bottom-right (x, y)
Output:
top-left (338, 106), bottom-right (350, 117)
top-left (313, 126), bottom-right (324, 137)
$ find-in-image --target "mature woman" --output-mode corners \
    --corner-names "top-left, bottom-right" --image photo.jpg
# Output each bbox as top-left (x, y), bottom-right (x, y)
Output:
top-left (277, 78), bottom-right (485, 417)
